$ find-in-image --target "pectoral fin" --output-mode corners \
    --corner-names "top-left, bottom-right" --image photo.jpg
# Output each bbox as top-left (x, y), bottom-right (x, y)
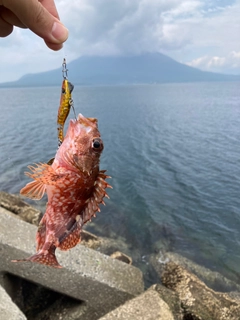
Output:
top-left (20, 162), bottom-right (66, 200)
top-left (20, 180), bottom-right (46, 200)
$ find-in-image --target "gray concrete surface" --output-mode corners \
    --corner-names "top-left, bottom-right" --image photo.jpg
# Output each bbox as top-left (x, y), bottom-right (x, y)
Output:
top-left (0, 191), bottom-right (41, 226)
top-left (0, 285), bottom-right (26, 320)
top-left (99, 286), bottom-right (175, 320)
top-left (0, 207), bottom-right (144, 317)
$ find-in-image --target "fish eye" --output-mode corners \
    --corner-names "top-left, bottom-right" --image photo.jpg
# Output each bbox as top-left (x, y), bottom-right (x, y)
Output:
top-left (92, 138), bottom-right (103, 151)
top-left (62, 88), bottom-right (66, 94)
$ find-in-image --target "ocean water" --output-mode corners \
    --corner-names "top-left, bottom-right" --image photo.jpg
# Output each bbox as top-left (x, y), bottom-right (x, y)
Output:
top-left (1, 82), bottom-right (240, 286)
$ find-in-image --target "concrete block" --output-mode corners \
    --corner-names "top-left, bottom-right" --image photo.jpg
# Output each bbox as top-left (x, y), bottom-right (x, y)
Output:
top-left (0, 191), bottom-right (41, 226)
top-left (99, 285), bottom-right (175, 320)
top-left (0, 207), bottom-right (144, 317)
top-left (0, 285), bottom-right (26, 320)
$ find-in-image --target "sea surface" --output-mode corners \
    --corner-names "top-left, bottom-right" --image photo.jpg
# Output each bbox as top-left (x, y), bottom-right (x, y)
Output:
top-left (1, 82), bottom-right (240, 287)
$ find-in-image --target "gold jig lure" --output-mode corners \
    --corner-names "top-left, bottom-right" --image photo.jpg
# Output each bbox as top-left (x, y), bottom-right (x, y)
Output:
top-left (57, 58), bottom-right (76, 146)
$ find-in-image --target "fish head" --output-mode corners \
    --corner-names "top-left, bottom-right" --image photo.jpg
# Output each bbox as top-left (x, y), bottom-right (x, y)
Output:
top-left (55, 114), bottom-right (104, 174)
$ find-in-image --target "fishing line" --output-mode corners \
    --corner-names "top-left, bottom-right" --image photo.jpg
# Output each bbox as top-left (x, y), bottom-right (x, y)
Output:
top-left (62, 44), bottom-right (67, 60)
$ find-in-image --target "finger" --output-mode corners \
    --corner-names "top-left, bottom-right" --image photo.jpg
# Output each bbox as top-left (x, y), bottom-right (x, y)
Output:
top-left (3, 0), bottom-right (68, 45)
top-left (39, 0), bottom-right (59, 20)
top-left (0, 15), bottom-right (13, 37)
top-left (0, 6), bottom-right (26, 28)
top-left (44, 39), bottom-right (63, 51)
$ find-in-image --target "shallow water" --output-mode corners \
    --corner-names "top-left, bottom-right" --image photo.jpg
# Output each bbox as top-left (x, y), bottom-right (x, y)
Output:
top-left (1, 82), bottom-right (240, 286)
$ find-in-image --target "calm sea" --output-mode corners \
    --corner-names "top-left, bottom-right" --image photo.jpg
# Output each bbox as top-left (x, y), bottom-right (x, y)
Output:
top-left (1, 82), bottom-right (240, 286)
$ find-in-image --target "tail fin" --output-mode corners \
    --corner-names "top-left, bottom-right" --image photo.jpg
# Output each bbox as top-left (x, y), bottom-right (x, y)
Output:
top-left (12, 249), bottom-right (62, 268)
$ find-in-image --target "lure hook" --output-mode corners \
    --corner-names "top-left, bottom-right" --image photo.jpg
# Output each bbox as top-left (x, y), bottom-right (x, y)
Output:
top-left (62, 58), bottom-right (68, 79)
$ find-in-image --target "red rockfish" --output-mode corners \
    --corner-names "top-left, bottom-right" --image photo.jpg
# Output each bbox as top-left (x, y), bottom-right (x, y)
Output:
top-left (13, 114), bottom-right (111, 268)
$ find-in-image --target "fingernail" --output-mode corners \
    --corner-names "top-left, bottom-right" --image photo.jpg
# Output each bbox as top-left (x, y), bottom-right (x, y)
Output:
top-left (51, 22), bottom-right (68, 43)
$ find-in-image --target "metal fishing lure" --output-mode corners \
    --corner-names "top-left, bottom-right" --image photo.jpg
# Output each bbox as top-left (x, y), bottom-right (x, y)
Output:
top-left (57, 58), bottom-right (76, 147)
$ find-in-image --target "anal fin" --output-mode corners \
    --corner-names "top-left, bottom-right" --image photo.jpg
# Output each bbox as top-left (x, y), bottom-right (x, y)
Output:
top-left (59, 228), bottom-right (81, 251)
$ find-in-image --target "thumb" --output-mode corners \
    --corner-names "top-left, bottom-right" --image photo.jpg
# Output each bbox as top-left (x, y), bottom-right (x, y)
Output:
top-left (5, 0), bottom-right (68, 50)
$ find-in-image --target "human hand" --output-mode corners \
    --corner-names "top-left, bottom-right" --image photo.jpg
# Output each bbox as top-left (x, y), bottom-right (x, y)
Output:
top-left (0, 0), bottom-right (68, 50)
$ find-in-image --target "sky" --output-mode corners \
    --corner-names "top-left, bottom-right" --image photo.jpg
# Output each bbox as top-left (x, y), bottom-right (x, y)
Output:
top-left (1, 0), bottom-right (240, 83)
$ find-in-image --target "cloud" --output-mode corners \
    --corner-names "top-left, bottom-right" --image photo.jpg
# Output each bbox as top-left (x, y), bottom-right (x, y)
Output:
top-left (59, 0), bottom-right (195, 57)
top-left (56, 0), bottom-right (240, 67)
top-left (187, 51), bottom-right (240, 74)
top-left (0, 30), bottom-right (64, 83)
top-left (0, 0), bottom-right (240, 82)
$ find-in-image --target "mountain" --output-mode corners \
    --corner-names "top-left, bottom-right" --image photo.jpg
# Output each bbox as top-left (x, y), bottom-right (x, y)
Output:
top-left (1, 53), bottom-right (240, 87)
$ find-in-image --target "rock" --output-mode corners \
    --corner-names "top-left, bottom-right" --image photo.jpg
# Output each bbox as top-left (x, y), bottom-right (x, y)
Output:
top-left (0, 207), bottom-right (144, 318)
top-left (152, 284), bottom-right (183, 319)
top-left (150, 251), bottom-right (240, 293)
top-left (80, 229), bottom-right (101, 249)
top-left (161, 262), bottom-right (240, 320)
top-left (99, 285), bottom-right (175, 320)
top-left (110, 251), bottom-right (132, 265)
top-left (0, 285), bottom-right (26, 320)
top-left (81, 229), bottom-right (135, 266)
top-left (0, 191), bottom-right (42, 226)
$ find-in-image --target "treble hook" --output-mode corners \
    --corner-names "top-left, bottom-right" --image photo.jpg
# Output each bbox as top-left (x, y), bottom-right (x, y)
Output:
top-left (62, 58), bottom-right (68, 79)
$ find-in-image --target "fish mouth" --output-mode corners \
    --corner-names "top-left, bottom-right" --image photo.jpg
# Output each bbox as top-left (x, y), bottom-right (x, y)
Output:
top-left (77, 114), bottom-right (98, 127)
